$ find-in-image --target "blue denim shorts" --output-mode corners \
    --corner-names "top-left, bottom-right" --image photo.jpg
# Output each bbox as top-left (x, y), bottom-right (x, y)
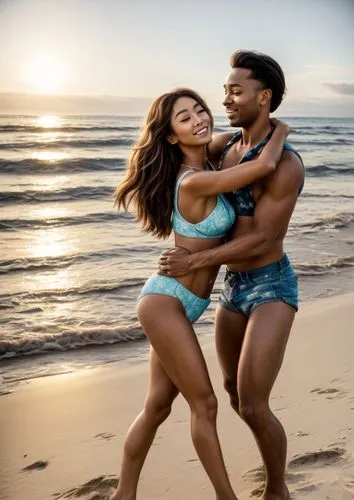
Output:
top-left (138, 274), bottom-right (211, 324)
top-left (219, 254), bottom-right (298, 317)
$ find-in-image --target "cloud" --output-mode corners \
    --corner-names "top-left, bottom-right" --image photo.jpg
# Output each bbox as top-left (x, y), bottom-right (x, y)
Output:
top-left (323, 82), bottom-right (354, 96)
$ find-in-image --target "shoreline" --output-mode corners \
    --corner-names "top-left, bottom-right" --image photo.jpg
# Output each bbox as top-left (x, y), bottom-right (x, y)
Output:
top-left (2, 275), bottom-right (354, 396)
top-left (1, 292), bottom-right (354, 499)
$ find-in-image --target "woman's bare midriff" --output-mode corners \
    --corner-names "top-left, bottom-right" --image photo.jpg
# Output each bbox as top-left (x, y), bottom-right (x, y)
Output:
top-left (173, 234), bottom-right (224, 299)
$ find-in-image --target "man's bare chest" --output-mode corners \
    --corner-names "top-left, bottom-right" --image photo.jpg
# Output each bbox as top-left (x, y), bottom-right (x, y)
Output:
top-left (222, 146), bottom-right (264, 200)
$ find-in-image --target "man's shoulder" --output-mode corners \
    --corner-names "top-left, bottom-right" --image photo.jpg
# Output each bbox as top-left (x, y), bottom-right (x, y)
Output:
top-left (265, 148), bottom-right (305, 194)
top-left (280, 147), bottom-right (304, 174)
top-left (283, 142), bottom-right (304, 164)
top-left (208, 132), bottom-right (235, 159)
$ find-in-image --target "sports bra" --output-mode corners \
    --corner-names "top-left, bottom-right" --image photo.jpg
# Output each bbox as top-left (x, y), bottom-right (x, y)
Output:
top-left (172, 169), bottom-right (236, 238)
top-left (219, 131), bottom-right (304, 217)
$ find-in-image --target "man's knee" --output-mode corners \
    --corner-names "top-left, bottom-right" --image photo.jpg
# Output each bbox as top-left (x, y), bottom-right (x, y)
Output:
top-left (223, 378), bottom-right (240, 414)
top-left (239, 401), bottom-right (270, 430)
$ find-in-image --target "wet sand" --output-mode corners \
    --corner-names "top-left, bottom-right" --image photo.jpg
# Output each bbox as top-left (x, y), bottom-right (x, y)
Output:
top-left (1, 292), bottom-right (354, 500)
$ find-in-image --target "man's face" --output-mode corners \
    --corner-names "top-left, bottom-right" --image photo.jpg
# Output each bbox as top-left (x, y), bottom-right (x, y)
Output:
top-left (223, 68), bottom-right (266, 127)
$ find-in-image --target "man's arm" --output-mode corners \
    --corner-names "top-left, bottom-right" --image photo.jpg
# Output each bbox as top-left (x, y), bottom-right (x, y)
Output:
top-left (159, 152), bottom-right (304, 275)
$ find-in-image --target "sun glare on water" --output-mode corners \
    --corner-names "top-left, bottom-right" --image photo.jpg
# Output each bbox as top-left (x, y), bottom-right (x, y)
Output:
top-left (37, 115), bottom-right (61, 128)
top-left (32, 151), bottom-right (70, 162)
top-left (29, 228), bottom-right (75, 259)
top-left (31, 115), bottom-right (70, 162)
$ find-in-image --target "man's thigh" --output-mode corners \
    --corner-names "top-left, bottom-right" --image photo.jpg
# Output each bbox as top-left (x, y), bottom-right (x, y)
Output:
top-left (215, 304), bottom-right (248, 384)
top-left (238, 301), bottom-right (295, 401)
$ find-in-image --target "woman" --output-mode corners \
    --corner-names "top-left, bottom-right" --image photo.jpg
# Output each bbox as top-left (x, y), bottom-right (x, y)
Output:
top-left (112, 88), bottom-right (289, 500)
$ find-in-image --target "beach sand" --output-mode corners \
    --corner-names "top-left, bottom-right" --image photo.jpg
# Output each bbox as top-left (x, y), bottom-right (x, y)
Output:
top-left (1, 292), bottom-right (354, 500)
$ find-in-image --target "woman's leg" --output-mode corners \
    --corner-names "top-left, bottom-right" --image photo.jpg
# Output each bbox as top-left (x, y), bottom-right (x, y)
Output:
top-left (111, 347), bottom-right (179, 500)
top-left (136, 295), bottom-right (237, 500)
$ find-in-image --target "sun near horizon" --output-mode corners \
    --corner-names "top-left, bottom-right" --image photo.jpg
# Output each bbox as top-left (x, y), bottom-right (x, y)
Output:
top-left (24, 53), bottom-right (68, 95)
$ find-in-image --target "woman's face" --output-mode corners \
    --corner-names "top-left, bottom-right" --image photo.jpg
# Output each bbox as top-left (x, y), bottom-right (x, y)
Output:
top-left (169, 96), bottom-right (212, 147)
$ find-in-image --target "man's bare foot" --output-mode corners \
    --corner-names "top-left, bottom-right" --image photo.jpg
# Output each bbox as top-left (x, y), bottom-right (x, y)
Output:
top-left (109, 492), bottom-right (135, 500)
top-left (260, 484), bottom-right (289, 500)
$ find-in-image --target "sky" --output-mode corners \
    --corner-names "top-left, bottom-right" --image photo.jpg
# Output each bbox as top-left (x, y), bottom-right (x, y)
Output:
top-left (0, 0), bottom-right (353, 116)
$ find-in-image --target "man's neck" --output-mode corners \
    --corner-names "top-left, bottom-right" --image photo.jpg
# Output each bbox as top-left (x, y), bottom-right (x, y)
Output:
top-left (240, 116), bottom-right (272, 149)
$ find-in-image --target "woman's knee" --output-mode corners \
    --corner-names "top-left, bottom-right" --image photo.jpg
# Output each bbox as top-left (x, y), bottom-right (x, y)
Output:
top-left (144, 395), bottom-right (173, 426)
top-left (191, 391), bottom-right (218, 421)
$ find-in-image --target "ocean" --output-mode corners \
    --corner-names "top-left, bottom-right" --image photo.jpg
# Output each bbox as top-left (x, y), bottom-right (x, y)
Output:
top-left (1, 114), bottom-right (354, 395)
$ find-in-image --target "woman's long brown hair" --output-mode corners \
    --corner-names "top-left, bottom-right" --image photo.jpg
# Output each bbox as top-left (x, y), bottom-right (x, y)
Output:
top-left (114, 88), bottom-right (213, 239)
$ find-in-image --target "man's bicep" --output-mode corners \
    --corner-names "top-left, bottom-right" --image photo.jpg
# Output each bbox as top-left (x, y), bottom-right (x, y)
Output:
top-left (253, 154), bottom-right (304, 238)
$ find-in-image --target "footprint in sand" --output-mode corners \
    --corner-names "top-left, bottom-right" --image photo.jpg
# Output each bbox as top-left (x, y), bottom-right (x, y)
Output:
top-left (22, 459), bottom-right (49, 472)
top-left (249, 481), bottom-right (265, 498)
top-left (294, 430), bottom-right (310, 437)
top-left (242, 465), bottom-right (265, 483)
top-left (243, 465), bottom-right (308, 498)
top-left (94, 432), bottom-right (116, 441)
top-left (293, 478), bottom-right (354, 499)
top-left (310, 387), bottom-right (347, 400)
top-left (54, 475), bottom-right (119, 499)
top-left (288, 447), bottom-right (347, 468)
top-left (245, 448), bottom-right (349, 498)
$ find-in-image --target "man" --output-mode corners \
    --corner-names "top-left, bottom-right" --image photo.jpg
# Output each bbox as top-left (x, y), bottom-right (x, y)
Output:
top-left (159, 51), bottom-right (304, 500)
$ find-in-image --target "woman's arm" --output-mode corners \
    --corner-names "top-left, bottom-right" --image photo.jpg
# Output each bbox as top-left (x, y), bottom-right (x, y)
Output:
top-left (182, 119), bottom-right (289, 197)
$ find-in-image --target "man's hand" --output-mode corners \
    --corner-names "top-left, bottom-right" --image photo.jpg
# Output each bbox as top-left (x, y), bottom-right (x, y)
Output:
top-left (158, 247), bottom-right (192, 277)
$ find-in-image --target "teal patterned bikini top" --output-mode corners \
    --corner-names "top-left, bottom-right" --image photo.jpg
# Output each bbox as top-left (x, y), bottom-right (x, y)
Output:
top-left (172, 168), bottom-right (236, 239)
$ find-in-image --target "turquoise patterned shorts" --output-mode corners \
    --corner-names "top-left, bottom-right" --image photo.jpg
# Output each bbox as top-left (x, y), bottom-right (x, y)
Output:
top-left (138, 274), bottom-right (211, 323)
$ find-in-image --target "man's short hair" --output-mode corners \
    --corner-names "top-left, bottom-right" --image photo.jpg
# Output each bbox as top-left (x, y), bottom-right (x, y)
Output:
top-left (230, 50), bottom-right (286, 112)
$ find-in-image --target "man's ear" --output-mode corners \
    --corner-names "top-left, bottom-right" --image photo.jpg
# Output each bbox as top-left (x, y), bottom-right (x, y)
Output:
top-left (259, 88), bottom-right (272, 107)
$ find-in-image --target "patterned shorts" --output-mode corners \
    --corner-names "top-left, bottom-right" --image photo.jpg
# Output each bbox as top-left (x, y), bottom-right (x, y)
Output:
top-left (219, 254), bottom-right (298, 317)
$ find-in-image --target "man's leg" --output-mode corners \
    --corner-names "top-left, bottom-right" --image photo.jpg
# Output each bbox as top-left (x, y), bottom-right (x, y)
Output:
top-left (215, 304), bottom-right (248, 413)
top-left (237, 302), bottom-right (295, 500)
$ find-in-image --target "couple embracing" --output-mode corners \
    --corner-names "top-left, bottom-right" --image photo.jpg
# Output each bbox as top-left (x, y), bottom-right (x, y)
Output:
top-left (112, 50), bottom-right (304, 500)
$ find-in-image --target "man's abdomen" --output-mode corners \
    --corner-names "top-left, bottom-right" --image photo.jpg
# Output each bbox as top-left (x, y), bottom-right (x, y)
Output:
top-left (227, 217), bottom-right (284, 272)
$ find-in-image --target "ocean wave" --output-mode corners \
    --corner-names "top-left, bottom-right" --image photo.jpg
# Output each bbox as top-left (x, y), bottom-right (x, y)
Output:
top-left (0, 185), bottom-right (115, 205)
top-left (0, 247), bottom-right (158, 275)
top-left (294, 255), bottom-right (354, 276)
top-left (291, 212), bottom-right (354, 234)
top-left (0, 211), bottom-right (133, 231)
top-left (0, 124), bottom-right (139, 133)
top-left (305, 164), bottom-right (354, 176)
top-left (213, 126), bottom-right (230, 133)
top-left (291, 127), bottom-right (354, 136)
top-left (300, 193), bottom-right (354, 201)
top-left (0, 157), bottom-right (125, 174)
top-left (0, 323), bottom-right (145, 360)
top-left (2, 278), bottom-right (146, 305)
top-left (291, 137), bottom-right (354, 146)
top-left (0, 137), bottom-right (134, 150)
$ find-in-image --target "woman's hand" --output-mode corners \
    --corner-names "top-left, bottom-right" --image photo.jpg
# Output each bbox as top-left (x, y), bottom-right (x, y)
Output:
top-left (270, 118), bottom-right (290, 137)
